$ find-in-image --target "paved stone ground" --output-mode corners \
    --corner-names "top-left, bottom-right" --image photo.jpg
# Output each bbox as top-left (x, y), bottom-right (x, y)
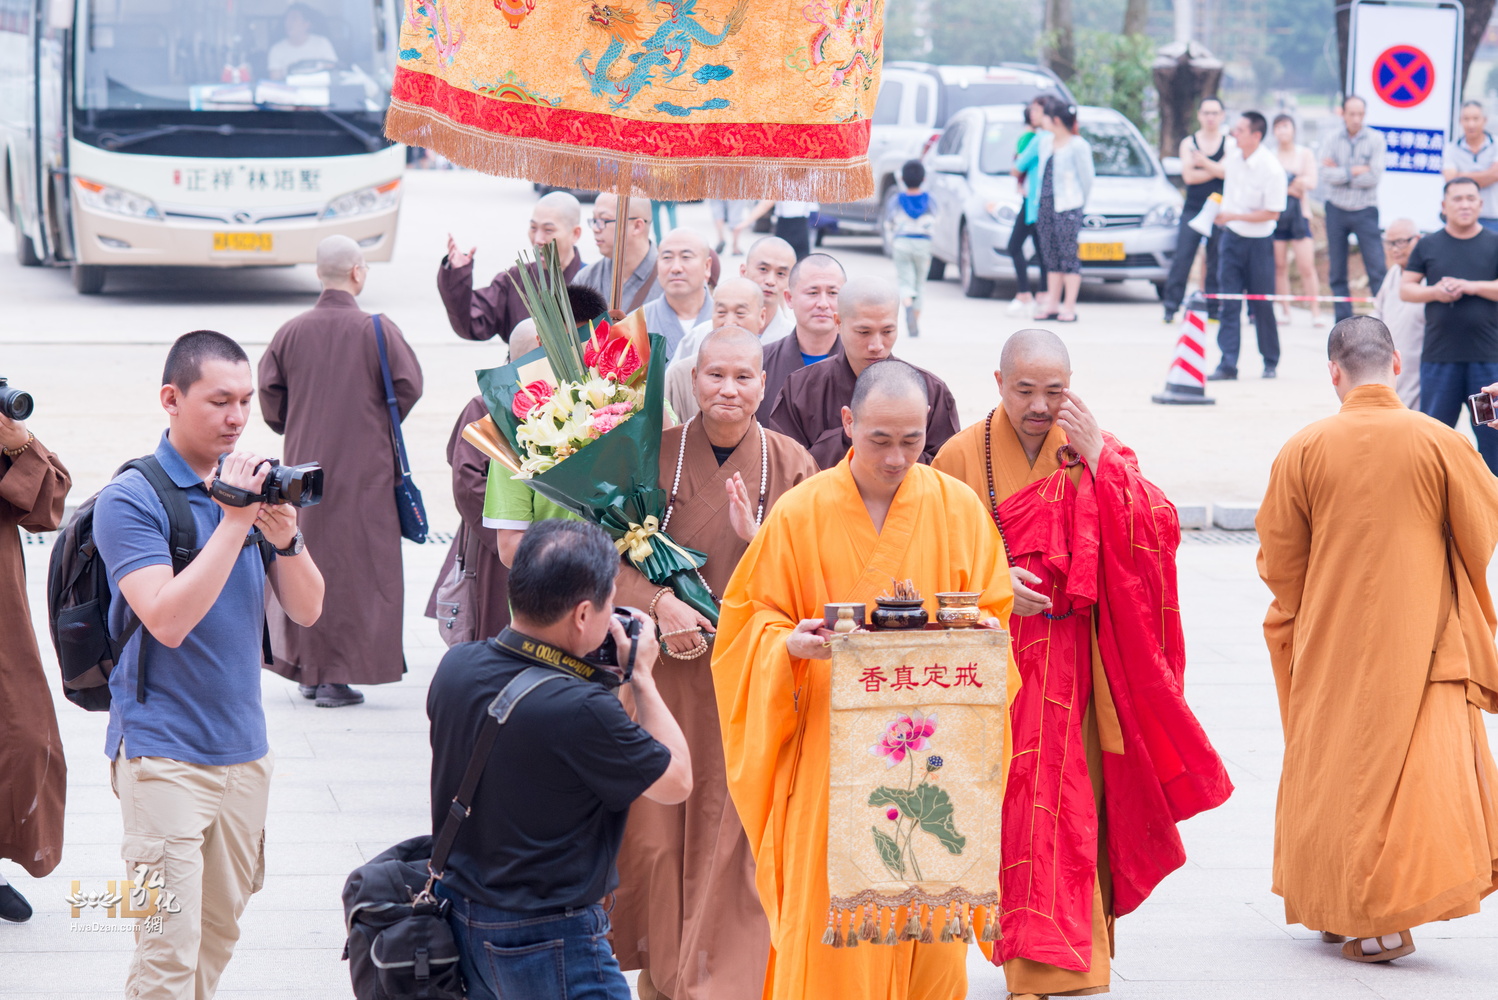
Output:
top-left (3, 170), bottom-right (1496, 997)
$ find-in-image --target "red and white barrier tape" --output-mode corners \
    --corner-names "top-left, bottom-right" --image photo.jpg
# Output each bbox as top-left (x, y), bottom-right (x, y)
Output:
top-left (1202, 293), bottom-right (1373, 303)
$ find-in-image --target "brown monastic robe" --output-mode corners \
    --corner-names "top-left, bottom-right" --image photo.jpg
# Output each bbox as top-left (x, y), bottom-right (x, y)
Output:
top-left (756, 329), bottom-right (824, 425)
top-left (0, 437), bottom-right (69, 877)
top-left (769, 347), bottom-right (962, 469)
top-left (611, 417), bottom-right (818, 1000)
top-left (258, 289), bottom-right (423, 686)
top-left (436, 253), bottom-right (583, 342)
top-left (1258, 384), bottom-right (1498, 937)
top-left (425, 396), bottom-right (510, 641)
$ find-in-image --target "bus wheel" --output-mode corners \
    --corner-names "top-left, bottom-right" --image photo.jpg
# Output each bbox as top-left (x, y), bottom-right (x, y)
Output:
top-left (72, 264), bottom-right (105, 295)
top-left (14, 224), bottom-right (41, 267)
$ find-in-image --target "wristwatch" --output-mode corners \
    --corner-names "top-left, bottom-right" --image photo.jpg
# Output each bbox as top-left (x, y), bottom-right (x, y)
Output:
top-left (274, 530), bottom-right (305, 557)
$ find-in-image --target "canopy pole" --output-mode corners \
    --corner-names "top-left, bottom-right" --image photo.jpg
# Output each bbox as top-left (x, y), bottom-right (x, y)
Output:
top-left (610, 190), bottom-right (632, 314)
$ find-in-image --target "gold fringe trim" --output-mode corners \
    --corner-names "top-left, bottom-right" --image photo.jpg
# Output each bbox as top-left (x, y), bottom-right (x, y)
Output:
top-left (386, 99), bottom-right (874, 203)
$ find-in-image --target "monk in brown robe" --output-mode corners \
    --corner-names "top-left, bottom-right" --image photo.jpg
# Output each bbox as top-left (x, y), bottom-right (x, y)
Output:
top-left (932, 329), bottom-right (1231, 998)
top-left (1258, 316), bottom-right (1498, 963)
top-left (612, 327), bottom-right (819, 1000)
top-left (437, 191), bottom-right (585, 342)
top-left (770, 278), bottom-right (959, 469)
top-left (258, 236), bottom-right (423, 706)
top-left (0, 413), bottom-right (69, 921)
top-left (756, 253), bottom-right (845, 424)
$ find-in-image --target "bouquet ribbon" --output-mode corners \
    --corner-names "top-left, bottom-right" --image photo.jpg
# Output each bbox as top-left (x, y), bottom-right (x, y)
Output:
top-left (614, 515), bottom-right (692, 566)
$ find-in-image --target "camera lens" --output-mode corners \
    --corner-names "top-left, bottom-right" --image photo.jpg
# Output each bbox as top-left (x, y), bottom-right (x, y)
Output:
top-left (0, 383), bottom-right (33, 421)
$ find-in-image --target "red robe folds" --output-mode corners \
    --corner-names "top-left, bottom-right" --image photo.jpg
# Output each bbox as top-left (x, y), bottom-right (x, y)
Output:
top-left (934, 415), bottom-right (1233, 972)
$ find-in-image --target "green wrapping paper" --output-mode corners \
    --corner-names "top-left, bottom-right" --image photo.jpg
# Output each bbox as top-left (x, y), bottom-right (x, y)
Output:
top-left (476, 331), bottom-right (719, 624)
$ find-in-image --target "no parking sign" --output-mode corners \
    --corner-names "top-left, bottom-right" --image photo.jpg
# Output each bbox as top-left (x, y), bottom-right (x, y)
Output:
top-left (1347, 0), bottom-right (1462, 231)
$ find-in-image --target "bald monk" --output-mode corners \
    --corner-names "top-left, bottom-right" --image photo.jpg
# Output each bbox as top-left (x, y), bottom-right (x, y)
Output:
top-left (643, 228), bottom-right (716, 359)
top-left (611, 327), bottom-right (819, 1000)
top-left (713, 360), bottom-right (1021, 1000)
top-left (1258, 316), bottom-right (1498, 964)
top-left (757, 254), bottom-right (846, 424)
top-left (931, 329), bottom-right (1232, 998)
top-left (769, 278), bottom-right (960, 469)
top-left (438, 191), bottom-right (585, 342)
top-left (666, 278), bottom-right (770, 421)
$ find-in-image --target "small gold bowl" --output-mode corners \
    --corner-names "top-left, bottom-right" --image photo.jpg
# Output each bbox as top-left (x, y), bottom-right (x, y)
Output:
top-left (933, 592), bottom-right (982, 628)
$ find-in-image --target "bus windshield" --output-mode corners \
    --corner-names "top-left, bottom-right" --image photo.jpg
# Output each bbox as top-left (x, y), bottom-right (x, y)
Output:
top-left (77, 0), bottom-right (396, 114)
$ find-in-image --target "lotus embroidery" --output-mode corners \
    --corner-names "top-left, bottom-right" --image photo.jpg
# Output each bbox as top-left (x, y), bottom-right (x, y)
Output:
top-left (869, 710), bottom-right (937, 768)
top-left (867, 711), bottom-right (966, 882)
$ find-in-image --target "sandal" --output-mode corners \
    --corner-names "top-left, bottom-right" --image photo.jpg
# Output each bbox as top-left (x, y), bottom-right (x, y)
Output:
top-left (1319, 930), bottom-right (1347, 944)
top-left (1032, 311), bottom-right (1060, 321)
top-left (1055, 313), bottom-right (1078, 323)
top-left (1340, 930), bottom-right (1414, 963)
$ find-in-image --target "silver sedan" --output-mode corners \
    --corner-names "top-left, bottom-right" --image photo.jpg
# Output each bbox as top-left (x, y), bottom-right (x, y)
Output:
top-left (921, 104), bottom-right (1183, 298)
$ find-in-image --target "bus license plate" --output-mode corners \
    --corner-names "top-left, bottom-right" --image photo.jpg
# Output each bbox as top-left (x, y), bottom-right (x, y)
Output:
top-left (213, 232), bottom-right (273, 252)
top-left (1078, 242), bottom-right (1125, 262)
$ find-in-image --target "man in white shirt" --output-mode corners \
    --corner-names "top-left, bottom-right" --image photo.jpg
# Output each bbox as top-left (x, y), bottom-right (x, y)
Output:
top-left (740, 236), bottom-right (796, 344)
top-left (267, 4), bottom-right (339, 80)
top-left (1209, 110), bottom-right (1287, 381)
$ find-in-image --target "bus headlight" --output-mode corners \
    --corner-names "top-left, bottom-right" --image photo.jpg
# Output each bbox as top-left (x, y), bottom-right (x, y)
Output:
top-left (320, 179), bottom-right (401, 220)
top-left (75, 179), bottom-right (161, 220)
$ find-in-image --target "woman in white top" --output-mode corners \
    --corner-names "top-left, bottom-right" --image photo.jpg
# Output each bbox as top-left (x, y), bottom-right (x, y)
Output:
top-left (1271, 115), bottom-right (1323, 327)
top-left (1021, 96), bottom-right (1094, 322)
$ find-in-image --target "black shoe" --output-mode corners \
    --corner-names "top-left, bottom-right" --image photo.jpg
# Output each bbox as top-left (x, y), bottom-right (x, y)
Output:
top-left (297, 684), bottom-right (317, 700)
top-left (315, 683), bottom-right (364, 708)
top-left (0, 884), bottom-right (33, 923)
top-left (1163, 308), bottom-right (1177, 324)
top-left (1262, 365), bottom-right (1277, 379)
top-left (1207, 366), bottom-right (1238, 381)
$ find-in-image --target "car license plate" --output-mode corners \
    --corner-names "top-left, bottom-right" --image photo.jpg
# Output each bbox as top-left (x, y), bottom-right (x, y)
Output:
top-left (1078, 242), bottom-right (1125, 261)
top-left (212, 232), bottom-right (273, 252)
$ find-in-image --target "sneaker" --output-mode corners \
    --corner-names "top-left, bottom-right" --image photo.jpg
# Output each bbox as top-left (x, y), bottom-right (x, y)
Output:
top-left (315, 683), bottom-right (365, 708)
top-left (1005, 299), bottom-right (1029, 317)
top-left (297, 684), bottom-right (317, 700)
top-left (0, 884), bottom-right (33, 923)
top-left (1262, 365), bottom-right (1277, 379)
top-left (1207, 366), bottom-right (1238, 381)
top-left (1163, 308), bottom-right (1177, 325)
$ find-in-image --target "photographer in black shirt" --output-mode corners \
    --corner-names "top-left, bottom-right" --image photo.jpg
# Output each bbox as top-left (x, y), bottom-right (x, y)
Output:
top-left (427, 519), bottom-right (691, 1000)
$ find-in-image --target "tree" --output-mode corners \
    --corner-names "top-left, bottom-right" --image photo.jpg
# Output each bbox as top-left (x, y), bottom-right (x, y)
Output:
top-left (885, 0), bottom-right (1039, 66)
top-left (1122, 0), bottom-right (1150, 36)
top-left (1336, 0), bottom-right (1494, 93)
top-left (1044, 0), bottom-right (1076, 81)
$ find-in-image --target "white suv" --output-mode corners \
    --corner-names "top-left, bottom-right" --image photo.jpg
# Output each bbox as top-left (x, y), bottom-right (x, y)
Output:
top-left (819, 62), bottom-right (1071, 237)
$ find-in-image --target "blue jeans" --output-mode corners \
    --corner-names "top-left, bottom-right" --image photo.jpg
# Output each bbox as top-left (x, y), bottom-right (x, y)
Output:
top-left (436, 884), bottom-right (630, 1000)
top-left (1419, 361), bottom-right (1498, 474)
top-left (1325, 203), bottom-right (1387, 322)
top-left (1215, 230), bottom-right (1279, 371)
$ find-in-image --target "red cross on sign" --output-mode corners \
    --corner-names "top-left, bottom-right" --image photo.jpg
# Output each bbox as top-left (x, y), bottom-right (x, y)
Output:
top-left (1372, 45), bottom-right (1435, 109)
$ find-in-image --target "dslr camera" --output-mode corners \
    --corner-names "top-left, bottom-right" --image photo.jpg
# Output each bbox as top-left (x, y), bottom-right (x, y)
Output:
top-left (0, 377), bottom-right (34, 421)
top-left (584, 608), bottom-right (643, 684)
top-left (209, 454), bottom-right (324, 508)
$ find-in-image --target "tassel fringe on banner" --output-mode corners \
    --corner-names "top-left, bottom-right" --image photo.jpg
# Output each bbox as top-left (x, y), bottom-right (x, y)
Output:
top-left (385, 100), bottom-right (875, 204)
top-left (823, 889), bottom-right (998, 948)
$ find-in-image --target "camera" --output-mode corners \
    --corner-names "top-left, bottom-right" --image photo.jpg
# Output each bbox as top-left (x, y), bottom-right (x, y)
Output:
top-left (209, 454), bottom-right (324, 508)
top-left (1470, 392), bottom-right (1496, 426)
top-left (584, 608), bottom-right (643, 683)
top-left (0, 378), bottom-right (34, 421)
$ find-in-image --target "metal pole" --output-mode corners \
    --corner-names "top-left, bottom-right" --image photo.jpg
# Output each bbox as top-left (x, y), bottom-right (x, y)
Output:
top-left (1174, 0), bottom-right (1192, 46)
top-left (610, 192), bottom-right (631, 314)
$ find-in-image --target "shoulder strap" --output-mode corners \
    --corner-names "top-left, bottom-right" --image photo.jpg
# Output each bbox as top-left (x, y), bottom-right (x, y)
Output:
top-left (429, 666), bottom-right (565, 877)
top-left (125, 456), bottom-right (199, 573)
top-left (373, 315), bottom-right (413, 479)
top-left (627, 268), bottom-right (658, 313)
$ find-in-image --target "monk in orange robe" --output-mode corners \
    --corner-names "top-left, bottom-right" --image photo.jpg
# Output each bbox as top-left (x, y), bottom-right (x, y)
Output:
top-left (712, 359), bottom-right (1020, 1000)
top-left (1258, 316), bottom-right (1498, 963)
top-left (932, 329), bottom-right (1232, 998)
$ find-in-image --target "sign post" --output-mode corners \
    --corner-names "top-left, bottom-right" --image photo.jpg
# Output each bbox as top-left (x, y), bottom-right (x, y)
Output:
top-left (1346, 0), bottom-right (1463, 232)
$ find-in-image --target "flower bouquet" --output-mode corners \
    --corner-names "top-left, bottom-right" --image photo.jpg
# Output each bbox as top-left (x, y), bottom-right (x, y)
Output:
top-left (463, 243), bottom-right (718, 623)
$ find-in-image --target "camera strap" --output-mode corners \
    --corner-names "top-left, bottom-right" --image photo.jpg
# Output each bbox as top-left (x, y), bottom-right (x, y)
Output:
top-left (490, 628), bottom-right (623, 689)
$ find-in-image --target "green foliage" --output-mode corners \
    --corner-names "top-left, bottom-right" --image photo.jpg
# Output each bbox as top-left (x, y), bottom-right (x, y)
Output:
top-left (871, 825), bottom-right (907, 879)
top-left (868, 784), bottom-right (967, 855)
top-left (1070, 31), bottom-right (1156, 137)
top-left (1262, 0), bottom-right (1340, 92)
top-left (883, 0), bottom-right (1037, 65)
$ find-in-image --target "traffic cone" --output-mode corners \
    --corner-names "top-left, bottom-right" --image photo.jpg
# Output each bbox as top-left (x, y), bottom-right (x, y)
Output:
top-left (1152, 292), bottom-right (1216, 405)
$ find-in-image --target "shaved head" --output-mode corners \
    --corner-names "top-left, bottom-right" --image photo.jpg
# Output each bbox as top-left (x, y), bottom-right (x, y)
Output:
top-left (1328, 315), bottom-right (1396, 382)
top-left (743, 236), bottom-right (797, 315)
top-left (661, 227), bottom-right (710, 255)
top-left (1383, 218), bottom-right (1419, 267)
top-left (747, 236), bottom-right (796, 268)
top-left (844, 359), bottom-right (929, 495)
top-left (510, 318), bottom-right (539, 359)
top-left (851, 358), bottom-right (929, 415)
top-left (659, 227), bottom-right (712, 302)
top-left (535, 191), bottom-right (581, 228)
top-left (711, 277), bottom-right (768, 333)
top-left (694, 325), bottom-right (766, 430)
top-left (839, 277), bottom-right (899, 322)
top-left (697, 324), bottom-right (764, 369)
top-left (840, 276), bottom-right (900, 375)
top-left (789, 252), bottom-right (846, 292)
top-left (1000, 328), bottom-right (1071, 373)
top-left (316, 234), bottom-right (365, 285)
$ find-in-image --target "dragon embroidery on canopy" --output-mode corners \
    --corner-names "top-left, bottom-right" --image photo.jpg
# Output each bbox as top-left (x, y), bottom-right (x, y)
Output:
top-left (405, 0), bottom-right (465, 66)
top-left (577, 0), bottom-right (748, 109)
top-left (800, 0), bottom-right (879, 112)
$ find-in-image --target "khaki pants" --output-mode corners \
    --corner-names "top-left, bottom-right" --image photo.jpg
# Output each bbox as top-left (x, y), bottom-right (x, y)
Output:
top-left (112, 749), bottom-right (273, 1000)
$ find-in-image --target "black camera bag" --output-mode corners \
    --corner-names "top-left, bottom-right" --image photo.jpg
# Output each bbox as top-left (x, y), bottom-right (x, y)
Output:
top-left (342, 665), bottom-right (563, 1000)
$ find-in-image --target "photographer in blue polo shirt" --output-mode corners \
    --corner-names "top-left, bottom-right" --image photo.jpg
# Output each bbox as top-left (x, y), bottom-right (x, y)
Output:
top-left (93, 330), bottom-right (324, 999)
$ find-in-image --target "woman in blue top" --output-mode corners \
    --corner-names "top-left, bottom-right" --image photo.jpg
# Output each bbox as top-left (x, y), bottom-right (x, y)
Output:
top-left (1006, 99), bottom-right (1050, 316)
top-left (1014, 95), bottom-right (1094, 322)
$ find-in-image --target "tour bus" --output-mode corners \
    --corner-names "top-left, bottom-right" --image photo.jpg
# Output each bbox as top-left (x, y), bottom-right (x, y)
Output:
top-left (0, 0), bottom-right (404, 294)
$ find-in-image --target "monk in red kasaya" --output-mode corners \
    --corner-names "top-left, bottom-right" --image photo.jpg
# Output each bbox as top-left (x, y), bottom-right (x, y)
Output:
top-left (933, 329), bottom-right (1233, 997)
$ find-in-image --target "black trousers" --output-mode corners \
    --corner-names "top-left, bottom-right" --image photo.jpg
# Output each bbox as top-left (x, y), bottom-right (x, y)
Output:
top-left (1007, 216), bottom-right (1048, 295)
top-left (1216, 230), bottom-right (1279, 370)
top-left (775, 215), bottom-right (811, 260)
top-left (1325, 203), bottom-right (1386, 322)
top-left (1162, 214), bottom-right (1223, 317)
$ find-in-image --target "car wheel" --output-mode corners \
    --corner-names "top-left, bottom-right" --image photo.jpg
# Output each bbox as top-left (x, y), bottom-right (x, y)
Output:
top-left (72, 264), bottom-right (105, 295)
top-left (959, 224), bottom-right (995, 299)
top-left (927, 258), bottom-right (947, 281)
top-left (879, 186), bottom-right (900, 258)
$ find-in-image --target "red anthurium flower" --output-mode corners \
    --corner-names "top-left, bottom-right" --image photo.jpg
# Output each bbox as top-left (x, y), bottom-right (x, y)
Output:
top-left (583, 321), bottom-right (613, 369)
top-left (511, 379), bottom-right (554, 420)
top-left (590, 335), bottom-right (643, 383)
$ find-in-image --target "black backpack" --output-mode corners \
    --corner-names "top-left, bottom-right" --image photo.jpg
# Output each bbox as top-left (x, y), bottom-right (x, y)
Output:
top-left (46, 455), bottom-right (271, 711)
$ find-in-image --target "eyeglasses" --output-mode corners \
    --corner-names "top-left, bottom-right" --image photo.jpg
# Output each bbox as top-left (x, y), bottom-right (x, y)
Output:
top-left (1381, 236), bottom-right (1417, 248)
top-left (588, 216), bottom-right (617, 231)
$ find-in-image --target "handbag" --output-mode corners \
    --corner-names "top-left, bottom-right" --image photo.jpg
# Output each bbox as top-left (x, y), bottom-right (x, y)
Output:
top-left (433, 523), bottom-right (476, 647)
top-left (342, 665), bottom-right (565, 1000)
top-left (374, 314), bottom-right (429, 544)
